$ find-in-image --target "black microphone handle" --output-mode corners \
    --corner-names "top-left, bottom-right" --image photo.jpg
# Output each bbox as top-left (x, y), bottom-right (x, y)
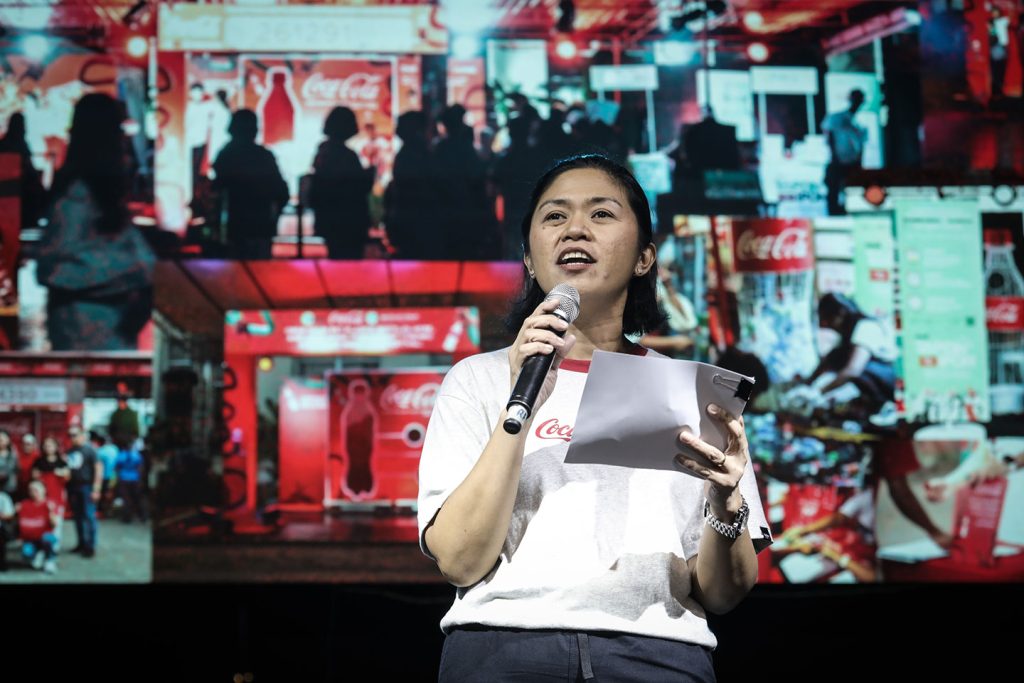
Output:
top-left (503, 315), bottom-right (569, 434)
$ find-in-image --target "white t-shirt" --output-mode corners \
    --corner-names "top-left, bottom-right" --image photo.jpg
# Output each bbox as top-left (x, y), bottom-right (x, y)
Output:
top-left (417, 347), bottom-right (772, 649)
top-left (850, 318), bottom-right (898, 363)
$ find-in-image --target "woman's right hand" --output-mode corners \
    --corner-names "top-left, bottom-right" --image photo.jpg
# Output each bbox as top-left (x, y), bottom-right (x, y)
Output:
top-left (508, 298), bottom-right (577, 418)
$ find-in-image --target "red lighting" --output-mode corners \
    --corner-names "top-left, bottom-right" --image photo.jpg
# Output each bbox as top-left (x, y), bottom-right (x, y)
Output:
top-left (864, 185), bottom-right (887, 207)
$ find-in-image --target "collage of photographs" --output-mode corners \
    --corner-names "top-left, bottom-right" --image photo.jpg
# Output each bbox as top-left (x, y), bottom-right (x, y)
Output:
top-left (0, 6), bottom-right (1022, 678)
top-left (0, 1), bottom-right (1021, 595)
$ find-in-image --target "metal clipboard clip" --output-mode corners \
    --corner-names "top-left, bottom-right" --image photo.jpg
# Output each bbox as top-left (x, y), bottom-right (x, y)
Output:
top-left (712, 373), bottom-right (755, 402)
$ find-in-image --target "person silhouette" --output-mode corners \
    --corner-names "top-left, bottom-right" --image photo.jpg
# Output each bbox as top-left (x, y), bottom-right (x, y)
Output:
top-left (310, 106), bottom-right (375, 259)
top-left (35, 94), bottom-right (155, 350)
top-left (0, 112), bottom-right (45, 227)
top-left (492, 114), bottom-right (542, 261)
top-left (434, 105), bottom-right (495, 260)
top-left (211, 109), bottom-right (289, 259)
top-left (822, 89), bottom-right (867, 215)
top-left (384, 110), bottom-right (439, 259)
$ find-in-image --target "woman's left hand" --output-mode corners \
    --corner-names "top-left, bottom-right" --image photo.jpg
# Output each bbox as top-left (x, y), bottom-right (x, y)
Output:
top-left (675, 403), bottom-right (748, 512)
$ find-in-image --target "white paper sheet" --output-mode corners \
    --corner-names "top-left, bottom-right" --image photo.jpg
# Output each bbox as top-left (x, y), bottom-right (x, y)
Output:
top-left (563, 350), bottom-right (755, 474)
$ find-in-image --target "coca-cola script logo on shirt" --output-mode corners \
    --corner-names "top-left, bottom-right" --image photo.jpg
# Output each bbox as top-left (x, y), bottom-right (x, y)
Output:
top-left (380, 383), bottom-right (439, 416)
top-left (534, 418), bottom-right (573, 442)
top-left (302, 73), bottom-right (383, 105)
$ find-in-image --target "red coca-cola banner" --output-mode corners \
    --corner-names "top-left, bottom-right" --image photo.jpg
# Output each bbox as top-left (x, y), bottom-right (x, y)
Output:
top-left (225, 307), bottom-right (479, 357)
top-left (277, 379), bottom-right (328, 508)
top-left (952, 477), bottom-right (1008, 567)
top-left (0, 358), bottom-right (152, 378)
top-left (986, 296), bottom-right (1024, 331)
top-left (325, 370), bottom-right (442, 504)
top-left (731, 218), bottom-right (815, 274)
top-left (242, 57), bottom-right (396, 188)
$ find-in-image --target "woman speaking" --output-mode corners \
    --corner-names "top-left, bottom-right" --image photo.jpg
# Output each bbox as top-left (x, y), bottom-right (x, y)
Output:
top-left (418, 155), bottom-right (771, 681)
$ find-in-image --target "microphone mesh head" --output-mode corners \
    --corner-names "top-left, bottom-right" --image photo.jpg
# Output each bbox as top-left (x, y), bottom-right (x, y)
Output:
top-left (545, 283), bottom-right (580, 324)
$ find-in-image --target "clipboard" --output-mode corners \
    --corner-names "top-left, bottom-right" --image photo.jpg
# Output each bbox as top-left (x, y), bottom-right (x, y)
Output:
top-left (562, 350), bottom-right (756, 473)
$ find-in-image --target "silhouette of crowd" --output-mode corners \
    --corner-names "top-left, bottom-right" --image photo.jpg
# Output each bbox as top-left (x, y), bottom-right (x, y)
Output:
top-left (191, 96), bottom-right (635, 261)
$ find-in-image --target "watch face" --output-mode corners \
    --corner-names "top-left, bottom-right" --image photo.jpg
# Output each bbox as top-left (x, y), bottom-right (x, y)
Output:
top-left (734, 502), bottom-right (749, 528)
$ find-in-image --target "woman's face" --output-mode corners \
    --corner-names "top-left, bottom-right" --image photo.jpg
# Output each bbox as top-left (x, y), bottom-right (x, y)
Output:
top-left (525, 168), bottom-right (654, 315)
top-left (43, 438), bottom-right (58, 457)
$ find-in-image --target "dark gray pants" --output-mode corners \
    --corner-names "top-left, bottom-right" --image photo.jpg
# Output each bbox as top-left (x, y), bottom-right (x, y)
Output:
top-left (438, 627), bottom-right (716, 682)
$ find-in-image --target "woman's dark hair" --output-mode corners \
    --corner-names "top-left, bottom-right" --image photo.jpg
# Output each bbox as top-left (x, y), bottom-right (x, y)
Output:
top-left (42, 436), bottom-right (61, 457)
top-left (439, 104), bottom-right (467, 132)
top-left (818, 292), bottom-right (864, 337)
top-left (2, 112), bottom-right (26, 146)
top-left (395, 110), bottom-right (426, 143)
top-left (323, 106), bottom-right (358, 141)
top-left (505, 154), bottom-right (664, 336)
top-left (49, 93), bottom-right (127, 235)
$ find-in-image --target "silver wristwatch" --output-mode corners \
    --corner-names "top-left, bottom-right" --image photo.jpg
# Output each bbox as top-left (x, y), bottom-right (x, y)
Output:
top-left (704, 497), bottom-right (749, 540)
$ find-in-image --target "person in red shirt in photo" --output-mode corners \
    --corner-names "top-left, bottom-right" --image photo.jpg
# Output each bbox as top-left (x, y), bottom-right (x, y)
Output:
top-left (18, 433), bottom-right (39, 499)
top-left (17, 480), bottom-right (61, 574)
top-left (31, 436), bottom-right (70, 548)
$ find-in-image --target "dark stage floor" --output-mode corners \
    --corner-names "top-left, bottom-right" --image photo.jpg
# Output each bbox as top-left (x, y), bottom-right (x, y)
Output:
top-left (3, 582), bottom-right (1020, 681)
top-left (154, 508), bottom-right (441, 583)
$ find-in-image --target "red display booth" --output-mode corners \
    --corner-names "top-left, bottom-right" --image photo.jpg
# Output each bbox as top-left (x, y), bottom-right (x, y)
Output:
top-left (223, 306), bottom-right (480, 514)
top-left (325, 368), bottom-right (444, 509)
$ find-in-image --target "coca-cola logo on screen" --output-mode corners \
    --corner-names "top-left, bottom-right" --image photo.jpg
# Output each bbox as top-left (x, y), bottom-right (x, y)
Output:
top-left (986, 297), bottom-right (1024, 329)
top-left (735, 226), bottom-right (810, 263)
top-left (302, 73), bottom-right (383, 105)
top-left (326, 311), bottom-right (364, 325)
top-left (380, 383), bottom-right (439, 415)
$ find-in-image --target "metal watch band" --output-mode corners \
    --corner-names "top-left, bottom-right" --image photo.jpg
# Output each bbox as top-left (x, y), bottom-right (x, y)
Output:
top-left (704, 497), bottom-right (749, 540)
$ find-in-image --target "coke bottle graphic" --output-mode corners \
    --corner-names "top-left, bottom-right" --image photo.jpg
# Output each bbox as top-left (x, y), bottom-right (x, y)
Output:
top-left (442, 313), bottom-right (465, 353)
top-left (341, 379), bottom-right (377, 500)
top-left (259, 69), bottom-right (296, 147)
top-left (984, 229), bottom-right (1024, 415)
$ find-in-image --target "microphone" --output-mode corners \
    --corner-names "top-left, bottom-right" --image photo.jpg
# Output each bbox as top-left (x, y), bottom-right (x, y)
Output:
top-left (503, 283), bottom-right (580, 434)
